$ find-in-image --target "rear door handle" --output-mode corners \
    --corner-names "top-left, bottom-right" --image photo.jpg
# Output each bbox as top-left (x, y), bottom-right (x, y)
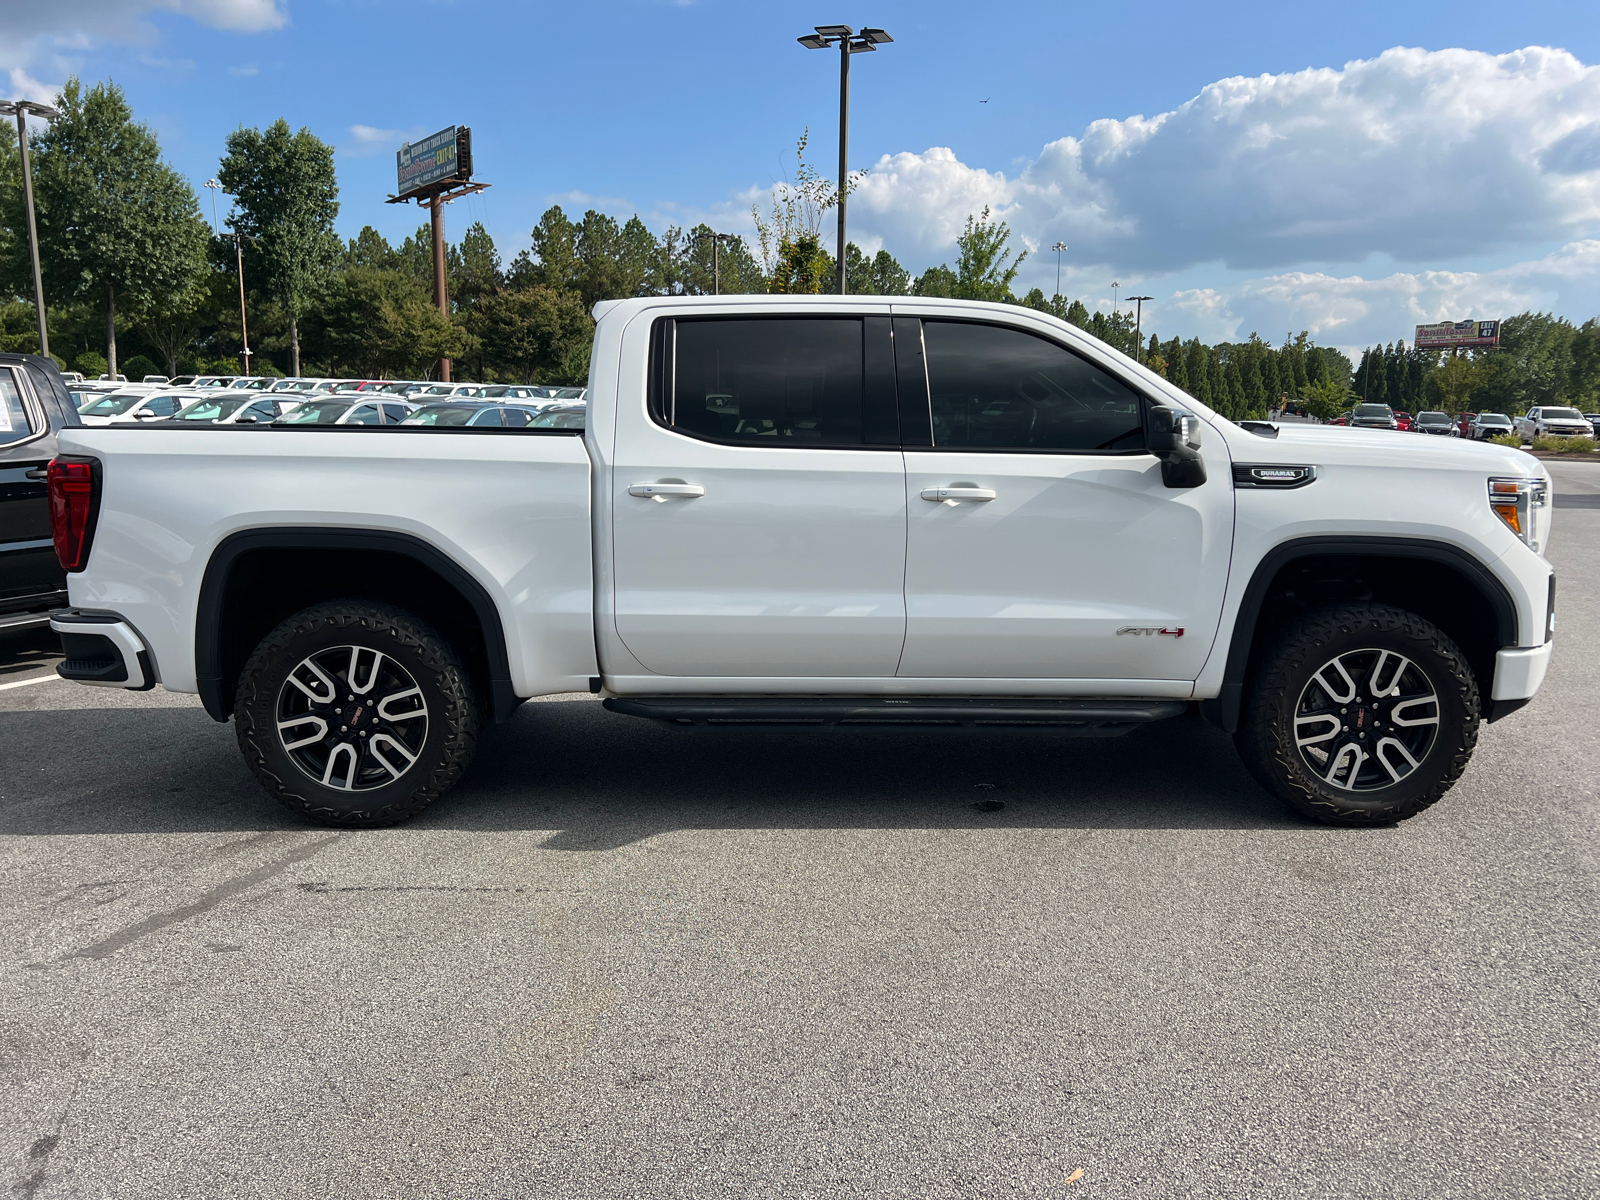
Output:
top-left (629, 483), bottom-right (705, 499)
top-left (23, 467), bottom-right (49, 481)
top-left (920, 487), bottom-right (996, 501)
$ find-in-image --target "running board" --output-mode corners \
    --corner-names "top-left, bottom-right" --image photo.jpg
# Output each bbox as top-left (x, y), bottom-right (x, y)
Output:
top-left (602, 695), bottom-right (1188, 734)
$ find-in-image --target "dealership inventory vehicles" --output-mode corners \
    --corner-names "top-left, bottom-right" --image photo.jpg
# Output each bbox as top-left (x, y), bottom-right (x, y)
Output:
top-left (44, 297), bottom-right (1555, 831)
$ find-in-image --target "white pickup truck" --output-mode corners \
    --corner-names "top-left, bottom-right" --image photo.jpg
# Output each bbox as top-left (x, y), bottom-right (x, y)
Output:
top-left (45, 296), bottom-right (1556, 829)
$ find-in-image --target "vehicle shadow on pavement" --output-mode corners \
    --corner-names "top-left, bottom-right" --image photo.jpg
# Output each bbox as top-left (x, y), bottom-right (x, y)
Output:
top-left (0, 696), bottom-right (1304, 840)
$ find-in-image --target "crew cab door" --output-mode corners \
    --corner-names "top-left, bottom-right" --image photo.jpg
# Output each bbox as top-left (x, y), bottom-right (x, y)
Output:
top-left (892, 312), bottom-right (1233, 683)
top-left (610, 312), bottom-right (907, 677)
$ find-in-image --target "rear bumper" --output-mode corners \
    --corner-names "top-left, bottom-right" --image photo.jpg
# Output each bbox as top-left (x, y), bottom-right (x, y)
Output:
top-left (49, 609), bottom-right (155, 690)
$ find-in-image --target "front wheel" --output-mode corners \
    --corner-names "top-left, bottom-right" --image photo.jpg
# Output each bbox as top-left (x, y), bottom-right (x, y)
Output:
top-left (234, 601), bottom-right (479, 828)
top-left (1235, 603), bottom-right (1479, 826)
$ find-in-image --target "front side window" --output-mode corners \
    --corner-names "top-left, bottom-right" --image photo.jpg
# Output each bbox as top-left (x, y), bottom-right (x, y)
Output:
top-left (922, 320), bottom-right (1145, 452)
top-left (663, 317), bottom-right (866, 446)
top-left (80, 391), bottom-right (145, 417)
top-left (0, 371), bottom-right (38, 445)
top-left (345, 405), bottom-right (381, 425)
top-left (277, 401), bottom-right (348, 424)
top-left (178, 398), bottom-right (245, 421)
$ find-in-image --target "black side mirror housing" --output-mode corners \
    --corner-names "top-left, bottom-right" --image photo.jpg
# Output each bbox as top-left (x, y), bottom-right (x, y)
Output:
top-left (1148, 406), bottom-right (1207, 489)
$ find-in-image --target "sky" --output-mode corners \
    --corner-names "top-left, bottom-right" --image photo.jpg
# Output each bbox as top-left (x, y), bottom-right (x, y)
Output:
top-left (6, 0), bottom-right (1600, 352)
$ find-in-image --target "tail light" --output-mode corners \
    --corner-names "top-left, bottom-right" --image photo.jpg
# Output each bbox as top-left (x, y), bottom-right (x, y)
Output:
top-left (48, 457), bottom-right (101, 571)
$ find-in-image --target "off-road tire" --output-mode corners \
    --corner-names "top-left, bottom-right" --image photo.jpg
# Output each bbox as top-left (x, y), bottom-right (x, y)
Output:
top-left (235, 601), bottom-right (478, 828)
top-left (1235, 602), bottom-right (1479, 827)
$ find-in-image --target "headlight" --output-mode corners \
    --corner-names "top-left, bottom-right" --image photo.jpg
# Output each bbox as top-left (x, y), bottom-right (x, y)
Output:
top-left (1489, 476), bottom-right (1550, 554)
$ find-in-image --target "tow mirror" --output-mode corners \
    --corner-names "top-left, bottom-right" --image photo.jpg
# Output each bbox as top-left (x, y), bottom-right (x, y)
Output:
top-left (1148, 406), bottom-right (1207, 489)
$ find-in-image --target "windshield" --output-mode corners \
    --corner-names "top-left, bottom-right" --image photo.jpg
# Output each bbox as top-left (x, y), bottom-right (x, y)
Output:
top-left (1543, 407), bottom-right (1584, 420)
top-left (403, 405), bottom-right (479, 426)
top-left (276, 400), bottom-right (350, 424)
top-left (1417, 412), bottom-right (1449, 424)
top-left (377, 383), bottom-right (413, 394)
top-left (79, 392), bottom-right (147, 416)
top-left (1354, 405), bottom-right (1393, 417)
top-left (333, 381), bottom-right (365, 392)
top-left (238, 378), bottom-right (273, 390)
top-left (1478, 413), bottom-right (1510, 423)
top-left (419, 386), bottom-right (458, 396)
top-left (549, 388), bottom-right (585, 400)
top-left (531, 409), bottom-right (586, 429)
top-left (176, 397), bottom-right (249, 421)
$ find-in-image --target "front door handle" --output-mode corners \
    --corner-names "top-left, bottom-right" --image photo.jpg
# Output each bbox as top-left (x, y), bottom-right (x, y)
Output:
top-left (629, 483), bottom-right (705, 499)
top-left (920, 487), bottom-right (996, 501)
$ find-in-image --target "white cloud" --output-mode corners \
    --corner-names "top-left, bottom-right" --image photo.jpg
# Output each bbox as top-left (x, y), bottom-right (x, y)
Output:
top-left (341, 124), bottom-right (425, 159)
top-left (850, 46), bottom-right (1600, 275)
top-left (226, 63), bottom-right (258, 76)
top-left (1156, 241), bottom-right (1600, 351)
top-left (0, 0), bottom-right (285, 102)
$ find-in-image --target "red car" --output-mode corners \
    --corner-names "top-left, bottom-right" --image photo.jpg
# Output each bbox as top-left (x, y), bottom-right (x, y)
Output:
top-left (1394, 410), bottom-right (1413, 431)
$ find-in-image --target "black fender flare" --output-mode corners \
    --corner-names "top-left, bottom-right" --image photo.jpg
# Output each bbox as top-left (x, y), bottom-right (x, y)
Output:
top-left (1200, 535), bottom-right (1517, 733)
top-left (195, 527), bottom-right (518, 723)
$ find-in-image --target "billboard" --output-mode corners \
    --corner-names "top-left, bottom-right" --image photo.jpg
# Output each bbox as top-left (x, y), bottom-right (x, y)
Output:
top-left (396, 126), bottom-right (471, 199)
top-left (1414, 319), bottom-right (1500, 349)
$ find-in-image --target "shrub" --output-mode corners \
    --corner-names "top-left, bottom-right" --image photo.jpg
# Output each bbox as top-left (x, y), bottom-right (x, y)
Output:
top-left (1489, 432), bottom-right (1523, 447)
top-left (120, 354), bottom-right (158, 380)
top-left (1532, 433), bottom-right (1597, 453)
top-left (75, 350), bottom-right (108, 377)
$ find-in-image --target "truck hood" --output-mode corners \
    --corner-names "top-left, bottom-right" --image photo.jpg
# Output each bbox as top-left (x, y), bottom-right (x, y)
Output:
top-left (1224, 421), bottom-right (1545, 476)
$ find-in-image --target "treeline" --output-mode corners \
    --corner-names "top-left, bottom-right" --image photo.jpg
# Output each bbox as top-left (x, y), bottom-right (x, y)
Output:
top-left (1351, 313), bottom-right (1600, 416)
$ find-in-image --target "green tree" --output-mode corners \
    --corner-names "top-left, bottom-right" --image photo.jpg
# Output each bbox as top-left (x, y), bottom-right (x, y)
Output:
top-left (913, 264), bottom-right (957, 297)
top-left (1300, 376), bottom-right (1353, 421)
top-left (953, 207), bottom-right (1027, 301)
top-left (23, 78), bottom-right (209, 377)
top-left (218, 118), bottom-right (341, 375)
top-left (470, 286), bottom-right (592, 384)
top-left (1474, 312), bottom-right (1577, 413)
top-left (344, 225), bottom-right (397, 270)
top-left (1424, 354), bottom-right (1496, 413)
top-left (307, 267), bottom-right (470, 379)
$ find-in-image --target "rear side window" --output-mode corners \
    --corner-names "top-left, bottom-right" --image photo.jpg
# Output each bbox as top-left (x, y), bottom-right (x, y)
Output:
top-left (657, 317), bottom-right (869, 446)
top-left (922, 320), bottom-right (1146, 452)
top-left (0, 370), bottom-right (39, 445)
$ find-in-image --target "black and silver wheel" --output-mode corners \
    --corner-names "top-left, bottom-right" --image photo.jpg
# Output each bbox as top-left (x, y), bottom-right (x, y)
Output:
top-left (235, 602), bottom-right (478, 828)
top-left (1235, 603), bottom-right (1479, 826)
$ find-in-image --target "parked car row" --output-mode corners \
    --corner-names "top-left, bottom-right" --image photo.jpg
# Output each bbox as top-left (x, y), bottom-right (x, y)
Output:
top-left (1326, 403), bottom-right (1599, 442)
top-left (67, 378), bottom-right (588, 431)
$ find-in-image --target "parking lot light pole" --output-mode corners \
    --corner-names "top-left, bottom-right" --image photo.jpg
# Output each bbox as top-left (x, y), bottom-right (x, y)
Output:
top-left (1, 100), bottom-right (61, 360)
top-left (1051, 241), bottom-right (1067, 305)
top-left (1127, 295), bottom-right (1153, 363)
top-left (204, 178), bottom-right (223, 234)
top-left (798, 24), bottom-right (893, 296)
top-left (693, 231), bottom-right (734, 295)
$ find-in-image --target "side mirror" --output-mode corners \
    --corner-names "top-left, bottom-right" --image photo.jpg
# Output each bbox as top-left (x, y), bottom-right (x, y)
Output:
top-left (1148, 406), bottom-right (1207, 489)
top-left (133, 409), bottom-right (157, 420)
top-left (236, 415), bottom-right (257, 424)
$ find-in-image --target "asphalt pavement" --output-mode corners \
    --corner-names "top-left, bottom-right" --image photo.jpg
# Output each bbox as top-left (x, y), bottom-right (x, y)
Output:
top-left (1, 463), bottom-right (1597, 1199)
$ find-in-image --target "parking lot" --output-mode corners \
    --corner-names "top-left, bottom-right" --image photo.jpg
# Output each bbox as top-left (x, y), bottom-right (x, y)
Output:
top-left (0, 461), bottom-right (1595, 1200)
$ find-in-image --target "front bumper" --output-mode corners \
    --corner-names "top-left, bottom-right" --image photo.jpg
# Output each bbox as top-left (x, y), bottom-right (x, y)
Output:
top-left (49, 609), bottom-right (155, 690)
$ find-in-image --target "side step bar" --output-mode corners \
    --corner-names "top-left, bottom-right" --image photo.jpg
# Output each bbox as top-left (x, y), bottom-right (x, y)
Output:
top-left (603, 695), bottom-right (1188, 735)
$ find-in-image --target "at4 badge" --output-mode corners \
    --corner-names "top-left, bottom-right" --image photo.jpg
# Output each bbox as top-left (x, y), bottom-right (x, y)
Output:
top-left (1116, 626), bottom-right (1185, 637)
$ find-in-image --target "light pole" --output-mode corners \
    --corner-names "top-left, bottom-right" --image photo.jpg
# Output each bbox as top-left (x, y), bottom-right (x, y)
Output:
top-left (204, 178), bottom-right (223, 234)
top-left (693, 231), bottom-right (734, 295)
top-left (1111, 281), bottom-right (1121, 317)
top-left (208, 184), bottom-right (256, 376)
top-left (0, 99), bottom-right (60, 360)
top-left (1126, 296), bottom-right (1153, 363)
top-left (797, 24), bottom-right (893, 295)
top-left (1051, 241), bottom-right (1067, 303)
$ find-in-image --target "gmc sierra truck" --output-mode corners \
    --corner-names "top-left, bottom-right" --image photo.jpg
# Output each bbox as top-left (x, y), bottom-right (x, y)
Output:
top-left (44, 296), bottom-right (1555, 829)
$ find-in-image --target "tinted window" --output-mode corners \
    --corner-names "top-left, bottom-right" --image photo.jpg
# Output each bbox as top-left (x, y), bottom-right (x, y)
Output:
top-left (922, 321), bottom-right (1145, 452)
top-left (346, 405), bottom-right (381, 425)
top-left (403, 405), bottom-right (478, 426)
top-left (0, 371), bottom-right (37, 444)
top-left (146, 396), bottom-right (182, 417)
top-left (666, 318), bottom-right (865, 446)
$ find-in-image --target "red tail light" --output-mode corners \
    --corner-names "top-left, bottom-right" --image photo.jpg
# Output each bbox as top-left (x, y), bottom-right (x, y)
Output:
top-left (48, 457), bottom-right (100, 571)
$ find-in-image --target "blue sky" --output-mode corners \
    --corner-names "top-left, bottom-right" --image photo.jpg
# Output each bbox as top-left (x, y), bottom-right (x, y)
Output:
top-left (7, 1), bottom-right (1600, 350)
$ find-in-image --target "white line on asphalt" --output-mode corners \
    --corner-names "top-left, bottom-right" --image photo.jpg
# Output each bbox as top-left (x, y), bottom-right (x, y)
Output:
top-left (0, 672), bottom-right (63, 692)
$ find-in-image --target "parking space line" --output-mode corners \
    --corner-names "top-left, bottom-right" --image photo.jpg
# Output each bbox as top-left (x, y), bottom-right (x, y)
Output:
top-left (0, 672), bottom-right (63, 692)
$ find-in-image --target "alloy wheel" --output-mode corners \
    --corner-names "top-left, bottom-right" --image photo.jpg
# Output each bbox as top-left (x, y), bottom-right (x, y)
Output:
top-left (1293, 648), bottom-right (1440, 791)
top-left (275, 645), bottom-right (430, 791)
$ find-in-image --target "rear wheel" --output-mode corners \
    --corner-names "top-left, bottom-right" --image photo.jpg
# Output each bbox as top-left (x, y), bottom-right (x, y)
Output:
top-left (1235, 603), bottom-right (1479, 826)
top-left (234, 601), bottom-right (478, 828)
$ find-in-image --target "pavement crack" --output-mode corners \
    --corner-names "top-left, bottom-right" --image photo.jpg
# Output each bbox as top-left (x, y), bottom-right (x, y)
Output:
top-left (63, 835), bottom-right (340, 961)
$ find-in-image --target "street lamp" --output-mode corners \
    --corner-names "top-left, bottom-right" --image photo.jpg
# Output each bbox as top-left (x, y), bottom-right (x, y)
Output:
top-left (692, 231), bottom-right (734, 296)
top-left (1051, 241), bottom-right (1068, 303)
top-left (1111, 281), bottom-right (1120, 316)
top-left (1126, 295), bottom-right (1153, 363)
top-left (204, 178), bottom-right (223, 234)
top-left (0, 99), bottom-right (61, 360)
top-left (797, 23), bottom-right (893, 296)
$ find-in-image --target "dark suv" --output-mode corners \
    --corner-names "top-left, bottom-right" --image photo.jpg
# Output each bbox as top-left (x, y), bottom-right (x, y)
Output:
top-left (0, 354), bottom-right (80, 632)
top-left (1349, 403), bottom-right (1399, 430)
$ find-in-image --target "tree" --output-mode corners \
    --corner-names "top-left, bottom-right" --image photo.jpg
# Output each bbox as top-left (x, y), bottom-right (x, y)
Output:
top-left (24, 78), bottom-right (209, 377)
top-left (1473, 312), bottom-right (1577, 413)
top-left (218, 118), bottom-right (341, 376)
top-left (753, 131), bottom-right (859, 296)
top-left (135, 250), bottom-right (223, 376)
top-left (913, 264), bottom-right (957, 297)
top-left (307, 267), bottom-right (470, 379)
top-left (469, 286), bottom-right (592, 384)
top-left (953, 207), bottom-right (1026, 301)
top-left (1300, 376), bottom-right (1353, 422)
top-left (1424, 354), bottom-right (1496, 413)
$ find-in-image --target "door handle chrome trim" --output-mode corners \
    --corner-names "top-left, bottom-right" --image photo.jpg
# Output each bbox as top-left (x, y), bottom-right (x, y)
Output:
top-left (920, 487), bottom-right (996, 501)
top-left (629, 483), bottom-right (705, 498)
